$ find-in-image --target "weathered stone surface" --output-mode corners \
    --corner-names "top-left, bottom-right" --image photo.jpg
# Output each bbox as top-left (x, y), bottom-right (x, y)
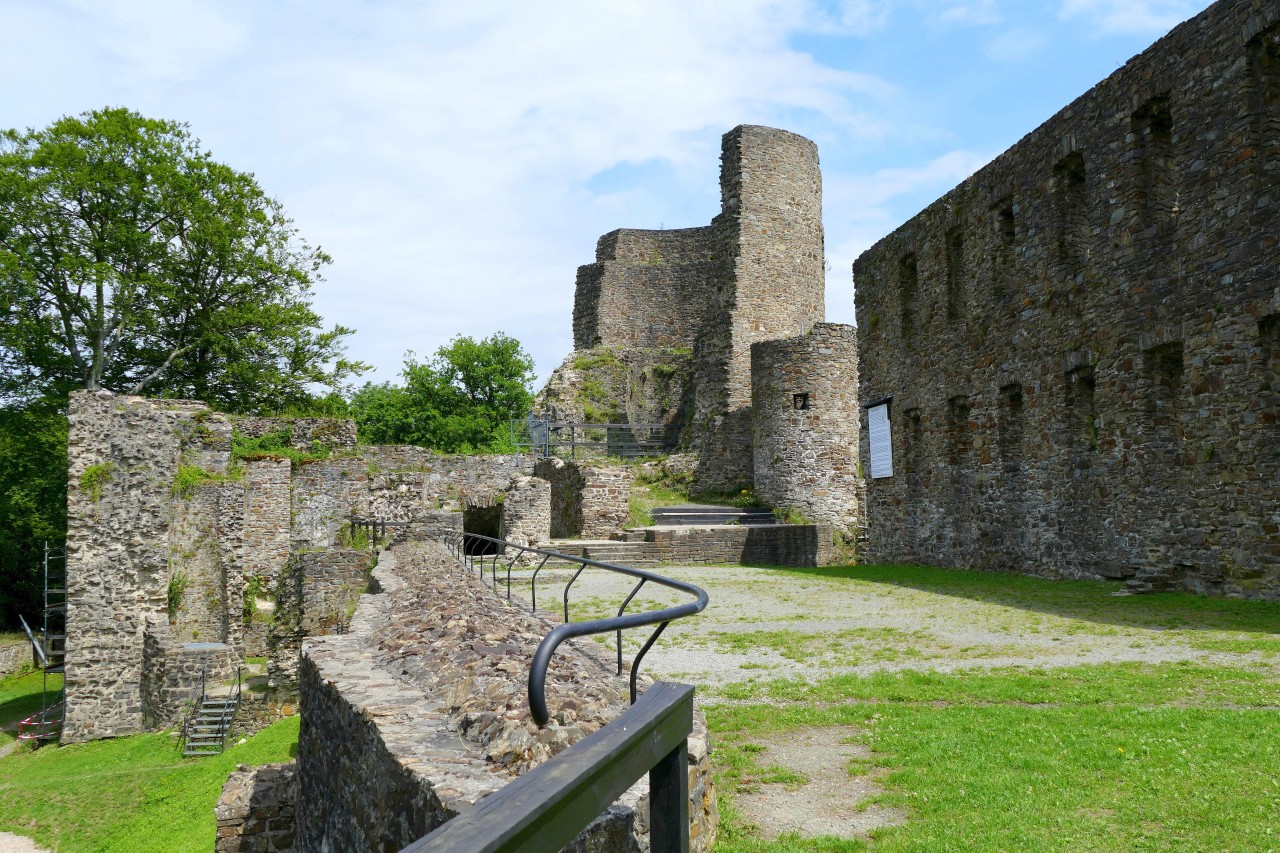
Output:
top-left (752, 323), bottom-right (863, 537)
top-left (534, 458), bottom-right (633, 540)
top-left (295, 541), bottom-right (716, 852)
top-left (539, 125), bottom-right (831, 496)
top-left (0, 642), bottom-right (31, 678)
top-left (854, 0), bottom-right (1280, 597)
top-left (215, 763), bottom-right (298, 853)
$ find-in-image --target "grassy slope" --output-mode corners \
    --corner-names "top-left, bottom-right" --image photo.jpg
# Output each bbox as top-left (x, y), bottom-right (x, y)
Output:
top-left (0, 671), bottom-right (299, 853)
top-left (704, 564), bottom-right (1280, 852)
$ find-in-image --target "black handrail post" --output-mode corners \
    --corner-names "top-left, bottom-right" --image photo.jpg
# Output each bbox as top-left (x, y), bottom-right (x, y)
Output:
top-left (651, 736), bottom-right (691, 853)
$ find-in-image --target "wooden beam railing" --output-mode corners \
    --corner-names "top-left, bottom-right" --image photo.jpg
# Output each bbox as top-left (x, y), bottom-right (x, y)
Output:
top-left (400, 681), bottom-right (693, 853)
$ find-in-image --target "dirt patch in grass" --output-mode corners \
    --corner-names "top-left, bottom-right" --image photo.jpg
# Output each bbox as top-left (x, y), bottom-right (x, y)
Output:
top-left (733, 726), bottom-right (905, 842)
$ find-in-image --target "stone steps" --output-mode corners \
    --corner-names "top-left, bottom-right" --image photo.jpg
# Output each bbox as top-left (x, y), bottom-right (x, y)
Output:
top-left (650, 504), bottom-right (777, 526)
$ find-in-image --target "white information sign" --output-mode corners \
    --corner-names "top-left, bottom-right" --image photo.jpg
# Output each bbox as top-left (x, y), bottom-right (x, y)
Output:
top-left (868, 403), bottom-right (893, 478)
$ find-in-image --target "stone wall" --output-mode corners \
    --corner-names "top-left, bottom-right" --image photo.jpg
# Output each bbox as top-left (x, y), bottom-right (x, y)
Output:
top-left (533, 457), bottom-right (633, 539)
top-left (0, 642), bottom-right (31, 679)
top-left (293, 542), bottom-right (717, 852)
top-left (62, 392), bottom-right (543, 743)
top-left (540, 124), bottom-right (829, 496)
top-left (752, 324), bottom-right (863, 536)
top-left (498, 476), bottom-right (552, 556)
top-left (573, 227), bottom-right (716, 351)
top-left (647, 524), bottom-right (835, 568)
top-left (853, 0), bottom-right (1280, 597)
top-left (141, 623), bottom-right (238, 729)
top-left (64, 392), bottom-right (211, 741)
top-left (691, 125), bottom-right (827, 491)
top-left (216, 763), bottom-right (298, 853)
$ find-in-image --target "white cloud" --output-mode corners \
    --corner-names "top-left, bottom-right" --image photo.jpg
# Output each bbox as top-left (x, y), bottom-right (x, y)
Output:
top-left (0, 0), bottom-right (898, 384)
top-left (1059, 0), bottom-right (1204, 35)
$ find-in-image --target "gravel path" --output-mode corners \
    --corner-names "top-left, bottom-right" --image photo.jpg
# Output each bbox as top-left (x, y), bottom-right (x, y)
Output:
top-left (0, 834), bottom-right (49, 853)
top-left (524, 564), bottom-right (1278, 693)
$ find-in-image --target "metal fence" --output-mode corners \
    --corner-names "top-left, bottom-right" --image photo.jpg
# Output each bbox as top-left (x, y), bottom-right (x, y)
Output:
top-left (404, 532), bottom-right (708, 852)
top-left (512, 415), bottom-right (680, 460)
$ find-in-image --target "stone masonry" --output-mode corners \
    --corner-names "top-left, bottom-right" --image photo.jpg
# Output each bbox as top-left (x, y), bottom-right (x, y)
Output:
top-left (752, 323), bottom-right (863, 536)
top-left (62, 391), bottom-right (550, 743)
top-left (290, 542), bottom-right (716, 852)
top-left (534, 457), bottom-right (634, 539)
top-left (854, 0), bottom-right (1280, 597)
top-left (539, 125), bottom-right (833, 493)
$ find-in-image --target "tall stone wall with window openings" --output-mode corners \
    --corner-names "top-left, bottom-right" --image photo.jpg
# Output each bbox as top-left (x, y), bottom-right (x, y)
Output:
top-left (854, 0), bottom-right (1280, 597)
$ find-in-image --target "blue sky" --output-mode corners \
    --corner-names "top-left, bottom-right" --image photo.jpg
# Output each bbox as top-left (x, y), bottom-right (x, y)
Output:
top-left (1, 0), bottom-right (1210, 388)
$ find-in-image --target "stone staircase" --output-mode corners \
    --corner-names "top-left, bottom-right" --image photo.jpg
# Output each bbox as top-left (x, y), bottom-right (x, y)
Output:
top-left (183, 694), bottom-right (239, 757)
top-left (547, 539), bottom-right (658, 567)
top-left (650, 504), bottom-right (778, 526)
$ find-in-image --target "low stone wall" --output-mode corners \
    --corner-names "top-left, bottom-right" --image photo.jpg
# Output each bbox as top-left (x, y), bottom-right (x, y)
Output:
top-left (534, 457), bottom-right (633, 539)
top-left (233, 689), bottom-right (299, 739)
top-left (0, 642), bottom-right (31, 679)
top-left (646, 524), bottom-right (835, 567)
top-left (216, 763), bottom-right (298, 853)
top-left (290, 541), bottom-right (716, 852)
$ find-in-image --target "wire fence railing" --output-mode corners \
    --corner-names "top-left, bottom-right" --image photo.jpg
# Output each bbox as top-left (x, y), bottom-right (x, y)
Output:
top-left (442, 530), bottom-right (708, 727)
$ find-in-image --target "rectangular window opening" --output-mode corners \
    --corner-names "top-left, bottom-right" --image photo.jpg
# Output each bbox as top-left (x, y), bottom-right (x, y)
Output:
top-left (945, 226), bottom-right (965, 321)
top-left (946, 395), bottom-right (973, 464)
top-left (793, 392), bottom-right (810, 411)
top-left (1053, 152), bottom-right (1088, 281)
top-left (998, 383), bottom-right (1024, 467)
top-left (1247, 24), bottom-right (1280, 179)
top-left (903, 407), bottom-right (923, 474)
top-left (1065, 365), bottom-right (1097, 451)
top-left (899, 254), bottom-right (919, 340)
top-left (1133, 96), bottom-right (1177, 232)
top-left (1260, 314), bottom-right (1279, 411)
top-left (1144, 341), bottom-right (1184, 438)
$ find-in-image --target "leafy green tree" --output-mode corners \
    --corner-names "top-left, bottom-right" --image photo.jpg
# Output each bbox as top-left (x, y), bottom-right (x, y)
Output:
top-left (0, 400), bottom-right (68, 630)
top-left (0, 107), bottom-right (365, 410)
top-left (351, 333), bottom-right (535, 452)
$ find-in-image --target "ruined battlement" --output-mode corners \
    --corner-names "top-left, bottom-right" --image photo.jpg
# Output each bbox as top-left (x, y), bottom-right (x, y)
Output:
top-left (854, 0), bottom-right (1280, 595)
top-left (594, 226), bottom-right (714, 264)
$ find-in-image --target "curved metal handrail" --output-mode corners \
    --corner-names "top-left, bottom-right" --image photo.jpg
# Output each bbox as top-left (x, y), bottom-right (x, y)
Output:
top-left (442, 530), bottom-right (708, 727)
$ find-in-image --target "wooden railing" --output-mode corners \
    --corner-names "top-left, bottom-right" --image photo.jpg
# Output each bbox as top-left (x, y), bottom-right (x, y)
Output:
top-left (401, 681), bottom-right (694, 852)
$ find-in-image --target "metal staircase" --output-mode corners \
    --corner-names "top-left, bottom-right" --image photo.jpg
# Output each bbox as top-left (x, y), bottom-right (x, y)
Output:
top-left (179, 665), bottom-right (242, 757)
top-left (17, 542), bottom-right (66, 743)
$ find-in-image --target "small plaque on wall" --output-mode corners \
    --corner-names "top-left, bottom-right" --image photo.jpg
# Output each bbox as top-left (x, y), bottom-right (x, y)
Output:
top-left (868, 403), bottom-right (893, 478)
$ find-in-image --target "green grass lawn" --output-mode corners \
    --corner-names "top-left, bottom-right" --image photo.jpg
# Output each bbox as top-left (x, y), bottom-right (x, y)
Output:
top-left (0, 669), bottom-right (298, 853)
top-left (701, 564), bottom-right (1280, 852)
top-left (0, 668), bottom-right (60, 748)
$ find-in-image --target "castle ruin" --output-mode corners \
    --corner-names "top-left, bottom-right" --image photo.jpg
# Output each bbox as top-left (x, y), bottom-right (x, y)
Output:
top-left (854, 0), bottom-right (1279, 597)
top-left (540, 125), bottom-right (864, 536)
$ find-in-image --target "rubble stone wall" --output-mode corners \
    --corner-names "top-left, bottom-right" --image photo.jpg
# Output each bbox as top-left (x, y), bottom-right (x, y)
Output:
top-left (63, 392), bottom-right (544, 743)
top-left (293, 543), bottom-right (717, 852)
top-left (647, 524), bottom-right (835, 567)
top-left (0, 642), bottom-right (29, 678)
top-left (573, 227), bottom-right (716, 351)
top-left (853, 0), bottom-right (1280, 596)
top-left (64, 392), bottom-right (205, 741)
top-left (533, 457), bottom-right (633, 539)
top-left (752, 324), bottom-right (863, 536)
top-left (215, 762), bottom-right (298, 853)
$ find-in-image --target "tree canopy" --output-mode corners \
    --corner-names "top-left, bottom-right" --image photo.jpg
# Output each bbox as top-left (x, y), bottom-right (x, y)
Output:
top-left (0, 107), bottom-right (365, 411)
top-left (350, 333), bottom-right (535, 452)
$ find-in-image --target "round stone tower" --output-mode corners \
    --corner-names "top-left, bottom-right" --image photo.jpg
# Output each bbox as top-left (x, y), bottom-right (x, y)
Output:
top-left (750, 323), bottom-right (861, 536)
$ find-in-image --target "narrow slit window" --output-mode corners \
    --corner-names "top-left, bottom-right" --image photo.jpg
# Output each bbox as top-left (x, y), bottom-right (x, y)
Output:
top-left (945, 226), bottom-right (965, 321)
top-left (1065, 365), bottom-right (1098, 451)
top-left (904, 407), bottom-right (923, 474)
top-left (947, 395), bottom-right (973, 464)
top-left (1053, 153), bottom-right (1088, 280)
top-left (899, 254), bottom-right (919, 340)
top-left (1144, 342), bottom-right (1184, 439)
top-left (1133, 96), bottom-right (1176, 231)
top-left (998, 384), bottom-right (1024, 468)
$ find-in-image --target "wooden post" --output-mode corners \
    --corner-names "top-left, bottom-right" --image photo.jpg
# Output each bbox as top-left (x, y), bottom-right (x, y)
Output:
top-left (650, 738), bottom-right (690, 853)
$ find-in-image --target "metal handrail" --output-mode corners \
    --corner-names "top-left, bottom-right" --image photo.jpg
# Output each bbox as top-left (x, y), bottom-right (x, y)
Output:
top-left (443, 531), bottom-right (708, 727)
top-left (178, 665), bottom-right (208, 755)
